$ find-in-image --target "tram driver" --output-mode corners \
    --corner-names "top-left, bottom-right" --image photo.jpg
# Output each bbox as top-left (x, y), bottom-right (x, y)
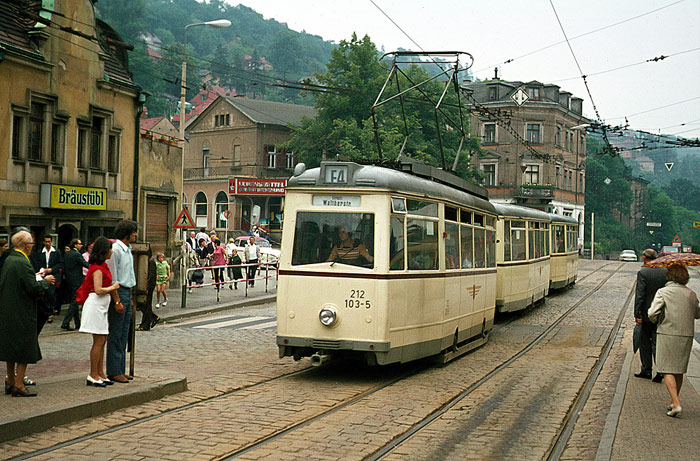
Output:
top-left (326, 227), bottom-right (374, 266)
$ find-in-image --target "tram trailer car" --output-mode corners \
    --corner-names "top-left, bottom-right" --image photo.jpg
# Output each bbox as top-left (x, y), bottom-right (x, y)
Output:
top-left (548, 213), bottom-right (579, 290)
top-left (493, 204), bottom-right (552, 313)
top-left (277, 161), bottom-right (498, 366)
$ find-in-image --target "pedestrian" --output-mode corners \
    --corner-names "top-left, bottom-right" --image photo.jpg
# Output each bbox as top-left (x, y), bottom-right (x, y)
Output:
top-left (195, 228), bottom-right (210, 246)
top-left (634, 249), bottom-right (667, 382)
top-left (0, 230), bottom-right (54, 397)
top-left (186, 231), bottom-right (197, 253)
top-left (77, 236), bottom-right (120, 387)
top-left (225, 238), bottom-right (237, 282)
top-left (211, 238), bottom-right (227, 290)
top-left (186, 244), bottom-right (201, 293)
top-left (0, 238), bottom-right (8, 255)
top-left (244, 236), bottom-right (260, 287)
top-left (229, 248), bottom-right (242, 290)
top-left (647, 264), bottom-right (700, 417)
top-left (30, 235), bottom-right (63, 327)
top-left (82, 242), bottom-right (92, 276)
top-left (155, 253), bottom-right (170, 308)
top-left (106, 220), bottom-right (138, 384)
top-left (61, 238), bottom-right (89, 331)
top-left (138, 250), bottom-right (159, 330)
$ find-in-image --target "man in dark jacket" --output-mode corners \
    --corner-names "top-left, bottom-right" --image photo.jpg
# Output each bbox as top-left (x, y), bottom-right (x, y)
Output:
top-left (138, 251), bottom-right (159, 331)
top-left (61, 238), bottom-right (89, 331)
top-left (30, 235), bottom-right (63, 330)
top-left (634, 249), bottom-right (667, 382)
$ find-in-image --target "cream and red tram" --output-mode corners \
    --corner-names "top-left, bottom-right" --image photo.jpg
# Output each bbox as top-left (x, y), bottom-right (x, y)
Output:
top-left (493, 203), bottom-right (552, 313)
top-left (277, 160), bottom-right (498, 366)
top-left (548, 213), bottom-right (579, 289)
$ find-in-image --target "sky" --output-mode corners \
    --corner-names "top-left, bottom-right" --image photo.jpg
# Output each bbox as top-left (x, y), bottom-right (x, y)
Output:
top-left (232, 0), bottom-right (700, 140)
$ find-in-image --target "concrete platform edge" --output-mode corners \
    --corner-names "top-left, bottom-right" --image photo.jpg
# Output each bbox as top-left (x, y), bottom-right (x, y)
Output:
top-left (162, 293), bottom-right (277, 323)
top-left (0, 372), bottom-right (187, 444)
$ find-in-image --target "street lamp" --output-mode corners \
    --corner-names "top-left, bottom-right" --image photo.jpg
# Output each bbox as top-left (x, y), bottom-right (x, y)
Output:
top-left (179, 19), bottom-right (231, 217)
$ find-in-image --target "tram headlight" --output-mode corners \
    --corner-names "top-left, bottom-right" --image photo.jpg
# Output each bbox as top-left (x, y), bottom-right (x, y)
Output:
top-left (319, 306), bottom-right (337, 327)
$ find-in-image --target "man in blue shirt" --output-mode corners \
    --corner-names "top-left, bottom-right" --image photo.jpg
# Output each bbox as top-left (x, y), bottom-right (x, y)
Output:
top-left (106, 220), bottom-right (138, 383)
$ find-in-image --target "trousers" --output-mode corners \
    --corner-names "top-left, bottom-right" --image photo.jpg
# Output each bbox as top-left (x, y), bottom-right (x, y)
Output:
top-left (61, 285), bottom-right (80, 329)
top-left (107, 287), bottom-right (132, 376)
top-left (639, 320), bottom-right (657, 374)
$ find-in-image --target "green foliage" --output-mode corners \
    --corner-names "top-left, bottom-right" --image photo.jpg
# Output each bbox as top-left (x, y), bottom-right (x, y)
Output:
top-left (288, 34), bottom-right (483, 178)
top-left (663, 178), bottom-right (700, 211)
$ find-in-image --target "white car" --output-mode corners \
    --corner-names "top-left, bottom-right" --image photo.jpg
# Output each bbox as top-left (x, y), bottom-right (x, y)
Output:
top-left (619, 250), bottom-right (638, 262)
top-left (233, 236), bottom-right (280, 264)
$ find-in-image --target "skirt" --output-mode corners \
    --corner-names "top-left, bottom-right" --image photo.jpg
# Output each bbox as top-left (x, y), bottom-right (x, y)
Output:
top-left (655, 333), bottom-right (694, 374)
top-left (79, 292), bottom-right (110, 335)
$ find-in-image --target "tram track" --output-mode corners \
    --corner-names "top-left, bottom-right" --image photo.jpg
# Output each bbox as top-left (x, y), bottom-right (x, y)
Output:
top-left (366, 262), bottom-right (627, 460)
top-left (12, 263), bottom-right (622, 460)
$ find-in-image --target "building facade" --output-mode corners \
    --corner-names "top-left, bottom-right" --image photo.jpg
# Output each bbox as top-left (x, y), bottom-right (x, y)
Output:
top-left (0, 0), bottom-right (141, 248)
top-left (466, 78), bottom-right (589, 246)
top-left (183, 95), bottom-right (316, 241)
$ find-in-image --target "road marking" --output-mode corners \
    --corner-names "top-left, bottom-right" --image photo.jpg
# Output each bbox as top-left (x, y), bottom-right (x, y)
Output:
top-left (239, 320), bottom-right (277, 330)
top-left (193, 316), bottom-right (271, 329)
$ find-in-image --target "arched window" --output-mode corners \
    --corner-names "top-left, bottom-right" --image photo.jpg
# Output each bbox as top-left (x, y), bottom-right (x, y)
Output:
top-left (215, 191), bottom-right (228, 229)
top-left (194, 192), bottom-right (208, 227)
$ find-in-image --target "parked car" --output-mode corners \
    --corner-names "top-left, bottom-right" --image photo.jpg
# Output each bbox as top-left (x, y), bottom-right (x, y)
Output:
top-left (234, 236), bottom-right (280, 264)
top-left (618, 250), bottom-right (638, 262)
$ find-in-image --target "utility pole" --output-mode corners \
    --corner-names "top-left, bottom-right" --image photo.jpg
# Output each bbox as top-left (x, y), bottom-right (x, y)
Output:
top-left (591, 212), bottom-right (595, 260)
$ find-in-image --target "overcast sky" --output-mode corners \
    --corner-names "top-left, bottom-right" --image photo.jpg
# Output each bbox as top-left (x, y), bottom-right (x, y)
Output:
top-left (233, 0), bottom-right (700, 139)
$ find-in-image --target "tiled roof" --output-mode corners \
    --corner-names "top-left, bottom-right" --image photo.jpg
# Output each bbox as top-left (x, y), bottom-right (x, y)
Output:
top-left (222, 96), bottom-right (317, 126)
top-left (140, 116), bottom-right (166, 132)
top-left (95, 19), bottom-right (138, 90)
top-left (0, 0), bottom-right (45, 61)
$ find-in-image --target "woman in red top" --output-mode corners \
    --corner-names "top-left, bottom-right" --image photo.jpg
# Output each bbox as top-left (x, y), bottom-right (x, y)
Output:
top-left (211, 238), bottom-right (227, 291)
top-left (77, 237), bottom-right (120, 387)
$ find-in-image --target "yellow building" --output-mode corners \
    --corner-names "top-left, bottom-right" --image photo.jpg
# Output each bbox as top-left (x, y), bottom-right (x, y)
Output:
top-left (0, 0), bottom-right (143, 248)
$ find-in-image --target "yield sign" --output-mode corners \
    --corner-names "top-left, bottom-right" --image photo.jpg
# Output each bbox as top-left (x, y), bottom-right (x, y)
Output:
top-left (665, 162), bottom-right (674, 171)
top-left (511, 87), bottom-right (530, 106)
top-left (174, 207), bottom-right (196, 229)
top-left (672, 234), bottom-right (681, 244)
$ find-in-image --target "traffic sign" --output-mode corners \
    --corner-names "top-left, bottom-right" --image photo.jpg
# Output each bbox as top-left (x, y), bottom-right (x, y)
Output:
top-left (665, 162), bottom-right (674, 171)
top-left (693, 221), bottom-right (700, 229)
top-left (511, 87), bottom-right (529, 106)
top-left (646, 222), bottom-right (662, 227)
top-left (173, 207), bottom-right (195, 229)
top-left (672, 234), bottom-right (682, 244)
top-left (223, 209), bottom-right (232, 219)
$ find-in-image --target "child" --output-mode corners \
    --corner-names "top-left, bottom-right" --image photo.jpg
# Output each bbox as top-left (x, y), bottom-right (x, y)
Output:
top-left (155, 253), bottom-right (170, 308)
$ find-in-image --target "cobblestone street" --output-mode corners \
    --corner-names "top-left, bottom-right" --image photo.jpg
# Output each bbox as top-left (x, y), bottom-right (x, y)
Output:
top-left (2, 260), bottom-right (699, 460)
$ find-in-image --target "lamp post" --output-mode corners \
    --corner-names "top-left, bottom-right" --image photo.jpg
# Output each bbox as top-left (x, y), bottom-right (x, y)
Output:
top-left (179, 19), bottom-right (231, 218)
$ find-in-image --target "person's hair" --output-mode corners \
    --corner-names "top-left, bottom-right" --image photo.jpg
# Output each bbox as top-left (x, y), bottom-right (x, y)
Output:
top-left (0, 238), bottom-right (7, 247)
top-left (198, 238), bottom-right (205, 245)
top-left (70, 238), bottom-right (80, 248)
top-left (229, 238), bottom-right (235, 242)
top-left (642, 249), bottom-right (657, 260)
top-left (114, 220), bottom-right (138, 240)
top-left (43, 235), bottom-right (53, 242)
top-left (156, 252), bottom-right (165, 259)
top-left (11, 231), bottom-right (31, 249)
top-left (89, 236), bottom-right (112, 265)
top-left (214, 238), bottom-right (221, 246)
top-left (666, 264), bottom-right (689, 285)
top-left (12, 226), bottom-right (30, 235)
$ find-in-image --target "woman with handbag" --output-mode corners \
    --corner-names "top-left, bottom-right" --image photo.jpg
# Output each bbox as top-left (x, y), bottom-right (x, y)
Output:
top-left (648, 264), bottom-right (700, 417)
top-left (77, 237), bottom-right (120, 387)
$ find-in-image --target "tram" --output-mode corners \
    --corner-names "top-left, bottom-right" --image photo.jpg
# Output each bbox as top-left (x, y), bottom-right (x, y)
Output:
top-left (548, 213), bottom-right (579, 289)
top-left (276, 159), bottom-right (580, 366)
top-left (493, 204), bottom-right (552, 312)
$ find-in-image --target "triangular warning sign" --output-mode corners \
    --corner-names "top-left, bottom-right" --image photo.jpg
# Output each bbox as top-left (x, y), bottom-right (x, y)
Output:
top-left (672, 234), bottom-right (681, 244)
top-left (174, 207), bottom-right (196, 229)
top-left (665, 162), bottom-right (674, 171)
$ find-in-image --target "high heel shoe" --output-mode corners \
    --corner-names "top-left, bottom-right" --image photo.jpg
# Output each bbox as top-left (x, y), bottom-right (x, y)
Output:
top-left (667, 404), bottom-right (674, 411)
top-left (666, 406), bottom-right (682, 417)
top-left (5, 381), bottom-right (15, 395)
top-left (86, 376), bottom-right (107, 387)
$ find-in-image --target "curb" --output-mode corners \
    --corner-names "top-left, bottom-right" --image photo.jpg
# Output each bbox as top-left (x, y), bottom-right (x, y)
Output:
top-left (0, 371), bottom-right (187, 444)
top-left (160, 294), bottom-right (277, 323)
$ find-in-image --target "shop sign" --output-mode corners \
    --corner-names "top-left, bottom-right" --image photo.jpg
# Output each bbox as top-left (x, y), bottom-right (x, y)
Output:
top-left (40, 183), bottom-right (107, 210)
top-left (229, 178), bottom-right (287, 195)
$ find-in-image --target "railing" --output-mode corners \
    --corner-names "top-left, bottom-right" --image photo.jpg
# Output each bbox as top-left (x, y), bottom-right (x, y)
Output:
top-left (517, 184), bottom-right (554, 199)
top-left (181, 261), bottom-right (278, 307)
top-left (184, 165), bottom-right (241, 179)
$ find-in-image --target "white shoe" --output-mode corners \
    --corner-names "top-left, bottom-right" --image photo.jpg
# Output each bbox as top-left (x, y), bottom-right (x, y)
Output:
top-left (162, 301), bottom-right (167, 306)
top-left (155, 303), bottom-right (160, 309)
top-left (188, 289), bottom-right (192, 293)
top-left (667, 406), bottom-right (682, 417)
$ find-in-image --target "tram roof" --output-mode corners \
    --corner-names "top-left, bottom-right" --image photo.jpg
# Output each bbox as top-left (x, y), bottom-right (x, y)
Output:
top-left (547, 213), bottom-right (579, 225)
top-left (289, 161), bottom-right (496, 214)
top-left (492, 203), bottom-right (553, 221)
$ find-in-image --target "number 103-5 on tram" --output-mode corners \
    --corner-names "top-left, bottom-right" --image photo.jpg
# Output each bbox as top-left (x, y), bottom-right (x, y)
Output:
top-left (277, 161), bottom-right (499, 366)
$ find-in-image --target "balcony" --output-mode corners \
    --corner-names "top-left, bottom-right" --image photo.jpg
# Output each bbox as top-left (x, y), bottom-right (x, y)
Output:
top-left (517, 184), bottom-right (554, 199)
top-left (184, 165), bottom-right (241, 180)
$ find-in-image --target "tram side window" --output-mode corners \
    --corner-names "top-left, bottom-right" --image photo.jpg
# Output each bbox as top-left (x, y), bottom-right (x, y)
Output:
top-left (389, 217), bottom-right (405, 270)
top-left (511, 229), bottom-right (526, 260)
top-left (407, 200), bottom-right (438, 217)
top-left (554, 225), bottom-right (565, 253)
top-left (460, 225), bottom-right (473, 269)
top-left (544, 226), bottom-right (550, 255)
top-left (528, 229), bottom-right (535, 260)
top-left (503, 221), bottom-right (511, 262)
top-left (292, 212), bottom-right (375, 268)
top-left (486, 229), bottom-right (496, 267)
top-left (474, 227), bottom-right (486, 268)
top-left (445, 222), bottom-right (459, 269)
top-left (407, 219), bottom-right (438, 270)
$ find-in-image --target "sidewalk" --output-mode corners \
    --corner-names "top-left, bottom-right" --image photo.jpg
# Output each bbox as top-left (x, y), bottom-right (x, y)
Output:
top-left (0, 274), bottom-right (277, 443)
top-left (598, 334), bottom-right (700, 460)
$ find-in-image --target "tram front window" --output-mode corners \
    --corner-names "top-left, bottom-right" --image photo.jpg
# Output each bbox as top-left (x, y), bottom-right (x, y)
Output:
top-left (292, 212), bottom-right (374, 268)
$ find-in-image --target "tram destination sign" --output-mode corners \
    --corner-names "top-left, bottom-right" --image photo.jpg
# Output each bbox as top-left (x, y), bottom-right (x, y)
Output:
top-left (39, 183), bottom-right (107, 210)
top-left (229, 178), bottom-right (287, 195)
top-left (312, 195), bottom-right (361, 207)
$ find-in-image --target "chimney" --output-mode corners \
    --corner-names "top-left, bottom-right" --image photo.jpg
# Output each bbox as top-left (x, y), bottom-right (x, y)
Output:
top-left (494, 67), bottom-right (499, 80)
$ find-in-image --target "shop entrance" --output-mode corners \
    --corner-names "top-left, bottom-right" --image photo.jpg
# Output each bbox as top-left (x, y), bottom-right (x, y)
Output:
top-left (57, 224), bottom-right (78, 252)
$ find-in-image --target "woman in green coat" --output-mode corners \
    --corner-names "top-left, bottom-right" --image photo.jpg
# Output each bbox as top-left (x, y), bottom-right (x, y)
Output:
top-left (0, 231), bottom-right (53, 397)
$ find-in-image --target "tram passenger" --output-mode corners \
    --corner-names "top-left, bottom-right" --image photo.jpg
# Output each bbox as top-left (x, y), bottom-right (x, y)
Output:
top-left (326, 227), bottom-right (374, 266)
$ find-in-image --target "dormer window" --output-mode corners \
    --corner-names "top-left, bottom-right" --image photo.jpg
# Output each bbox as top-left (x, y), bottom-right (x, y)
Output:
top-left (527, 87), bottom-right (540, 100)
top-left (488, 86), bottom-right (498, 101)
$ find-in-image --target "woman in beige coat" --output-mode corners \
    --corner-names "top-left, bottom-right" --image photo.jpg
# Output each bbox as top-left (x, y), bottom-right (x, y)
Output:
top-left (648, 264), bottom-right (700, 417)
